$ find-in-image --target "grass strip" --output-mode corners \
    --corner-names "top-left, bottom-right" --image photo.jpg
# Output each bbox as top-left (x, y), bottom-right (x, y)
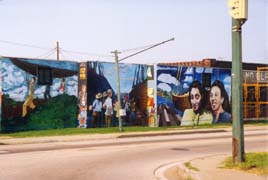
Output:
top-left (0, 121), bottom-right (266, 138)
top-left (184, 161), bottom-right (199, 172)
top-left (223, 152), bottom-right (268, 175)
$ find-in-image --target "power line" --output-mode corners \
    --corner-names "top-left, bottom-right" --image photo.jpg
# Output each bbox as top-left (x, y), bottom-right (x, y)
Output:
top-left (60, 49), bottom-right (81, 60)
top-left (35, 48), bottom-right (56, 59)
top-left (42, 49), bottom-right (57, 59)
top-left (61, 49), bottom-right (113, 58)
top-left (0, 40), bottom-right (51, 50)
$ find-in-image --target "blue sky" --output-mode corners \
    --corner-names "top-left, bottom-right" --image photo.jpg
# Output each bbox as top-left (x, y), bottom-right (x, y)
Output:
top-left (0, 0), bottom-right (267, 64)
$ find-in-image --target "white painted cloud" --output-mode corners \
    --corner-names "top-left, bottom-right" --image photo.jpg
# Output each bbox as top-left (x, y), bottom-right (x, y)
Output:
top-left (158, 73), bottom-right (178, 86)
top-left (224, 84), bottom-right (231, 100)
top-left (2, 59), bottom-right (78, 101)
top-left (223, 76), bottom-right (231, 84)
top-left (158, 83), bottom-right (171, 92)
top-left (8, 86), bottom-right (27, 102)
top-left (2, 60), bottom-right (26, 92)
top-left (183, 83), bottom-right (189, 89)
top-left (185, 67), bottom-right (194, 75)
top-left (183, 76), bottom-right (193, 83)
top-left (195, 67), bottom-right (204, 73)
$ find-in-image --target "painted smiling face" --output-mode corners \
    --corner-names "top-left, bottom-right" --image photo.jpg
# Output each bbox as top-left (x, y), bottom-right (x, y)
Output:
top-left (209, 86), bottom-right (224, 112)
top-left (190, 87), bottom-right (202, 112)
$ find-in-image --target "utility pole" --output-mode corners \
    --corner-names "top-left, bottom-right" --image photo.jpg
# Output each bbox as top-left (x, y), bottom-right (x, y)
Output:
top-left (56, 41), bottom-right (60, 61)
top-left (111, 50), bottom-right (123, 132)
top-left (228, 0), bottom-right (248, 163)
top-left (111, 38), bottom-right (175, 132)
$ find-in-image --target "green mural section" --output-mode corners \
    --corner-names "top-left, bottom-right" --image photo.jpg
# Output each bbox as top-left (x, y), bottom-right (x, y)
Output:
top-left (2, 94), bottom-right (77, 132)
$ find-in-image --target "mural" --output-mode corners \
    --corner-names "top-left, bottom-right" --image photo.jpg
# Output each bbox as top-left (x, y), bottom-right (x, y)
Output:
top-left (77, 62), bottom-right (88, 128)
top-left (0, 57), bottom-right (79, 132)
top-left (84, 61), bottom-right (149, 128)
top-left (157, 65), bottom-right (232, 126)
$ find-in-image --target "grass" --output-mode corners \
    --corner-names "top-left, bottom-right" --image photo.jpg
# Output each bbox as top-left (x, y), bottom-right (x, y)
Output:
top-left (223, 152), bottom-right (268, 175)
top-left (184, 161), bottom-right (199, 172)
top-left (0, 123), bottom-right (228, 138)
top-left (0, 120), bottom-right (266, 138)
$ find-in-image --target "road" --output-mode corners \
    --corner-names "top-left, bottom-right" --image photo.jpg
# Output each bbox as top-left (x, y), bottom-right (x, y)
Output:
top-left (0, 128), bottom-right (267, 180)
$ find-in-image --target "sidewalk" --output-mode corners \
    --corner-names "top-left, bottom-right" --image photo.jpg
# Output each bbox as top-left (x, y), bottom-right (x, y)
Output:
top-left (0, 125), bottom-right (266, 145)
top-left (161, 154), bottom-right (267, 180)
top-left (0, 128), bottom-right (227, 145)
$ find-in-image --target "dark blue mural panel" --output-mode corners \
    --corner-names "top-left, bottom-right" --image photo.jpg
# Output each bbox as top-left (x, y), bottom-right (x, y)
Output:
top-left (85, 61), bottom-right (149, 127)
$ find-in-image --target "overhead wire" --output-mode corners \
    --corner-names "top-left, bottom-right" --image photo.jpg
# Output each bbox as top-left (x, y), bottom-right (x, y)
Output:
top-left (42, 49), bottom-right (57, 59)
top-left (60, 49), bottom-right (86, 61)
top-left (0, 39), bottom-right (152, 61)
top-left (35, 48), bottom-right (56, 59)
top-left (61, 49), bottom-right (113, 58)
top-left (59, 49), bottom-right (68, 60)
top-left (0, 39), bottom-right (51, 50)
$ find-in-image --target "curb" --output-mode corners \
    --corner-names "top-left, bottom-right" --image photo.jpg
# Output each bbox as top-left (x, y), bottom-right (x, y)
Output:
top-left (154, 160), bottom-right (201, 180)
top-left (117, 129), bottom-right (226, 138)
top-left (0, 134), bottom-right (119, 145)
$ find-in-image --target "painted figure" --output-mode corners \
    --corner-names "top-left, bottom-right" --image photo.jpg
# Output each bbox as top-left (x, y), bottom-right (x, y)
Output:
top-left (181, 80), bottom-right (212, 126)
top-left (22, 77), bottom-right (36, 117)
top-left (101, 91), bottom-right (108, 127)
top-left (58, 78), bottom-right (66, 93)
top-left (92, 92), bottom-right (102, 128)
top-left (44, 84), bottom-right (51, 100)
top-left (129, 97), bottom-right (136, 126)
top-left (209, 80), bottom-right (231, 123)
top-left (103, 89), bottom-right (113, 127)
top-left (78, 84), bottom-right (87, 128)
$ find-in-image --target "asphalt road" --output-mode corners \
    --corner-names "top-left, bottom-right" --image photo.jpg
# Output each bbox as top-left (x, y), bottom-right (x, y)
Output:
top-left (0, 128), bottom-right (267, 180)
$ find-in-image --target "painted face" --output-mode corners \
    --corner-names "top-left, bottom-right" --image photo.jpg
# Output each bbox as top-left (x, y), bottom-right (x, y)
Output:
top-left (81, 85), bottom-right (86, 93)
top-left (210, 86), bottom-right (223, 112)
top-left (190, 87), bottom-right (201, 112)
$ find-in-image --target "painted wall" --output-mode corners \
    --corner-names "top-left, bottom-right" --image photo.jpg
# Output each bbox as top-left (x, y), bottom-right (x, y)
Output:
top-left (0, 57), bottom-right (79, 132)
top-left (157, 65), bottom-right (232, 126)
top-left (80, 61), bottom-right (151, 128)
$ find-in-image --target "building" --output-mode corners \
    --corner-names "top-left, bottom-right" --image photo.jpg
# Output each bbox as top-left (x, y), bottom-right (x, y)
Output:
top-left (0, 57), bottom-right (267, 132)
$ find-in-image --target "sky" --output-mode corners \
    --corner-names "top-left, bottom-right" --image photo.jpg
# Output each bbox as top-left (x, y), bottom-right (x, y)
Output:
top-left (0, 0), bottom-right (267, 64)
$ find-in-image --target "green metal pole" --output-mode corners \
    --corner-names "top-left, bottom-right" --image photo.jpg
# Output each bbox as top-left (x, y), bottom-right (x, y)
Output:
top-left (113, 50), bottom-right (123, 132)
top-left (232, 18), bottom-right (245, 163)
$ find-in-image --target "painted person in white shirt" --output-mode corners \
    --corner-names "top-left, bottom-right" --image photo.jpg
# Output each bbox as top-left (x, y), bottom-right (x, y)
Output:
top-left (103, 89), bottom-right (113, 127)
top-left (92, 92), bottom-right (103, 127)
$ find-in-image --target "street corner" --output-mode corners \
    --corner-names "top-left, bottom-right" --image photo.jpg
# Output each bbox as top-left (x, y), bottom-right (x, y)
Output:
top-left (182, 154), bottom-right (268, 180)
top-left (153, 154), bottom-right (232, 180)
top-left (154, 160), bottom-right (201, 180)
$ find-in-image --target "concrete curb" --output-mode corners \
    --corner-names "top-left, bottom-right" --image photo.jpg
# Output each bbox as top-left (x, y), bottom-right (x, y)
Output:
top-left (154, 160), bottom-right (201, 180)
top-left (0, 134), bottom-right (119, 145)
top-left (117, 129), bottom-right (226, 138)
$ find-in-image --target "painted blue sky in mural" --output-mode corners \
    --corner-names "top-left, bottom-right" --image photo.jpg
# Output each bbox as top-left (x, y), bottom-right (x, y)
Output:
top-left (1, 58), bottom-right (78, 101)
top-left (103, 62), bottom-right (146, 94)
top-left (157, 65), bottom-right (231, 98)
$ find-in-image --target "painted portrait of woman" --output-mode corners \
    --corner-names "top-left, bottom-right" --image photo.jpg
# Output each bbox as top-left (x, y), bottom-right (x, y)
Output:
top-left (181, 80), bottom-right (212, 126)
top-left (209, 80), bottom-right (231, 123)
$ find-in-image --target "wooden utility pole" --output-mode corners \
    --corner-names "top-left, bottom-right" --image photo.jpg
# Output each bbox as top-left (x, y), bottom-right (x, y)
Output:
top-left (111, 50), bottom-right (123, 132)
top-left (56, 41), bottom-right (60, 61)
